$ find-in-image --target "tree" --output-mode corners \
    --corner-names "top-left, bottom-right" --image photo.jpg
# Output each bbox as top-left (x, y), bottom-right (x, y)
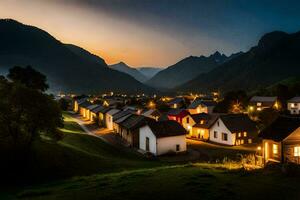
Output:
top-left (7, 66), bottom-right (49, 91)
top-left (257, 108), bottom-right (279, 129)
top-left (214, 90), bottom-right (248, 113)
top-left (59, 98), bottom-right (70, 111)
top-left (0, 80), bottom-right (63, 150)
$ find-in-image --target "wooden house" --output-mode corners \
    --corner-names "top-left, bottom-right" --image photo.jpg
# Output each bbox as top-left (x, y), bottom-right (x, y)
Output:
top-left (141, 109), bottom-right (161, 121)
top-left (89, 105), bottom-right (104, 123)
top-left (167, 97), bottom-right (185, 109)
top-left (187, 98), bottom-right (216, 114)
top-left (73, 97), bottom-right (87, 112)
top-left (98, 107), bottom-right (113, 127)
top-left (85, 104), bottom-right (99, 120)
top-left (287, 97), bottom-right (300, 115)
top-left (113, 110), bottom-right (135, 133)
top-left (209, 114), bottom-right (258, 146)
top-left (259, 116), bottom-right (300, 164)
top-left (139, 120), bottom-right (187, 156)
top-left (105, 109), bottom-right (121, 130)
top-left (249, 96), bottom-right (278, 111)
top-left (118, 115), bottom-right (151, 148)
top-left (189, 113), bottom-right (219, 141)
top-left (79, 101), bottom-right (92, 118)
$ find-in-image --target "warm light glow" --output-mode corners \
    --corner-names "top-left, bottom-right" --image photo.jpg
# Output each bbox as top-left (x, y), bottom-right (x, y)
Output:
top-left (249, 106), bottom-right (254, 111)
top-left (294, 146), bottom-right (300, 157)
top-left (273, 144), bottom-right (278, 155)
top-left (257, 146), bottom-right (261, 151)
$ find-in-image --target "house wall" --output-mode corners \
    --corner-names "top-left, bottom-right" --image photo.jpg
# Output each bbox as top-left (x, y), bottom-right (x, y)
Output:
top-left (90, 112), bottom-right (97, 122)
top-left (262, 139), bottom-right (282, 163)
top-left (283, 127), bottom-right (300, 164)
top-left (157, 135), bottom-right (186, 155)
top-left (74, 101), bottom-right (79, 112)
top-left (105, 114), bottom-right (114, 130)
top-left (98, 113), bottom-right (105, 127)
top-left (209, 118), bottom-right (236, 145)
top-left (287, 102), bottom-right (300, 115)
top-left (190, 127), bottom-right (209, 140)
top-left (181, 115), bottom-right (196, 132)
top-left (139, 126), bottom-right (157, 155)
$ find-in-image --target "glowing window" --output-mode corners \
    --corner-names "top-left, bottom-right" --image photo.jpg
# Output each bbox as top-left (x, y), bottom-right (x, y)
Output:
top-left (273, 144), bottom-right (278, 155)
top-left (244, 132), bottom-right (247, 137)
top-left (248, 139), bottom-right (252, 144)
top-left (294, 147), bottom-right (300, 157)
top-left (241, 139), bottom-right (244, 144)
top-left (257, 107), bottom-right (262, 111)
top-left (257, 102), bottom-right (262, 106)
top-left (238, 132), bottom-right (241, 137)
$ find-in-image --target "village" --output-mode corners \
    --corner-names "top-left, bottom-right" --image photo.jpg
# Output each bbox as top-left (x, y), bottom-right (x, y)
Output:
top-left (67, 92), bottom-right (300, 166)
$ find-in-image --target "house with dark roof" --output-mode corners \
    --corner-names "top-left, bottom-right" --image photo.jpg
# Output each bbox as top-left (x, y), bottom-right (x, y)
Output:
top-left (189, 113), bottom-right (219, 141)
top-left (89, 105), bottom-right (104, 122)
top-left (209, 114), bottom-right (258, 145)
top-left (105, 109), bottom-right (121, 130)
top-left (73, 97), bottom-right (88, 112)
top-left (85, 104), bottom-right (100, 120)
top-left (113, 110), bottom-right (135, 133)
top-left (139, 120), bottom-right (187, 155)
top-left (249, 96), bottom-right (278, 111)
top-left (181, 113), bottom-right (206, 132)
top-left (259, 116), bottom-right (300, 164)
top-left (187, 98), bottom-right (216, 114)
top-left (141, 109), bottom-right (161, 121)
top-left (79, 101), bottom-right (93, 118)
top-left (98, 107), bottom-right (113, 127)
top-left (167, 97), bottom-right (185, 109)
top-left (167, 109), bottom-right (190, 124)
top-left (287, 97), bottom-right (300, 115)
top-left (118, 115), bottom-right (152, 147)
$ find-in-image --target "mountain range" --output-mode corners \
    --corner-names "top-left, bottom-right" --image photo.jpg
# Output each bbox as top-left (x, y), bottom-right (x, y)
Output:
top-left (0, 19), bottom-right (155, 94)
top-left (109, 62), bottom-right (148, 82)
top-left (146, 51), bottom-right (241, 89)
top-left (137, 67), bottom-right (162, 79)
top-left (178, 31), bottom-right (300, 93)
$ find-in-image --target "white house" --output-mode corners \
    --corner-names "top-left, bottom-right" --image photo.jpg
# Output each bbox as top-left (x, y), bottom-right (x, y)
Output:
top-left (249, 96), bottom-right (278, 111)
top-left (139, 120), bottom-right (187, 156)
top-left (209, 114), bottom-right (258, 146)
top-left (105, 109), bottom-right (120, 130)
top-left (288, 97), bottom-right (300, 115)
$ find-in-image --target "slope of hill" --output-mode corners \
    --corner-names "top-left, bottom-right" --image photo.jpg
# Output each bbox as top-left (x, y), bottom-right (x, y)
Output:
top-left (177, 31), bottom-right (300, 93)
top-left (109, 62), bottom-right (148, 82)
top-left (146, 51), bottom-right (238, 89)
top-left (0, 19), bottom-right (155, 94)
top-left (138, 67), bottom-right (162, 79)
top-left (64, 44), bottom-right (107, 66)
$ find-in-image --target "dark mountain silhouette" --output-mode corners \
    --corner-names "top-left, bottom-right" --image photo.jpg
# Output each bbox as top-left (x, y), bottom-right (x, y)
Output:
top-left (178, 31), bottom-right (300, 93)
top-left (109, 62), bottom-right (148, 82)
top-left (0, 19), bottom-right (155, 94)
top-left (65, 44), bottom-right (107, 66)
top-left (146, 51), bottom-right (239, 89)
top-left (137, 67), bottom-right (162, 79)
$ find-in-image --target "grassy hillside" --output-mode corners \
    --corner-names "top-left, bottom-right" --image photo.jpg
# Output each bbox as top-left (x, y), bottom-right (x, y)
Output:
top-left (0, 112), bottom-right (161, 187)
top-left (13, 163), bottom-right (300, 200)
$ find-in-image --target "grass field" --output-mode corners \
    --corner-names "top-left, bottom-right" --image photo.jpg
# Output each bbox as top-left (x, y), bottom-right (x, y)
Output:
top-left (15, 163), bottom-right (300, 200)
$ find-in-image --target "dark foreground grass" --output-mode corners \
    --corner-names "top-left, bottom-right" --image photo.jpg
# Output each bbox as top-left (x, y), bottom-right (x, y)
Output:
top-left (15, 164), bottom-right (300, 200)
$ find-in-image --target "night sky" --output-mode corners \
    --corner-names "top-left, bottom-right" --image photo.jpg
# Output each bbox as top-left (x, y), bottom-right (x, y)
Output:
top-left (1, 0), bottom-right (300, 67)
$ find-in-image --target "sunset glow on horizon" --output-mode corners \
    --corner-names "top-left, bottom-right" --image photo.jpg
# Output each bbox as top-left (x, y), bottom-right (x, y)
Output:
top-left (1, 0), bottom-right (300, 67)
